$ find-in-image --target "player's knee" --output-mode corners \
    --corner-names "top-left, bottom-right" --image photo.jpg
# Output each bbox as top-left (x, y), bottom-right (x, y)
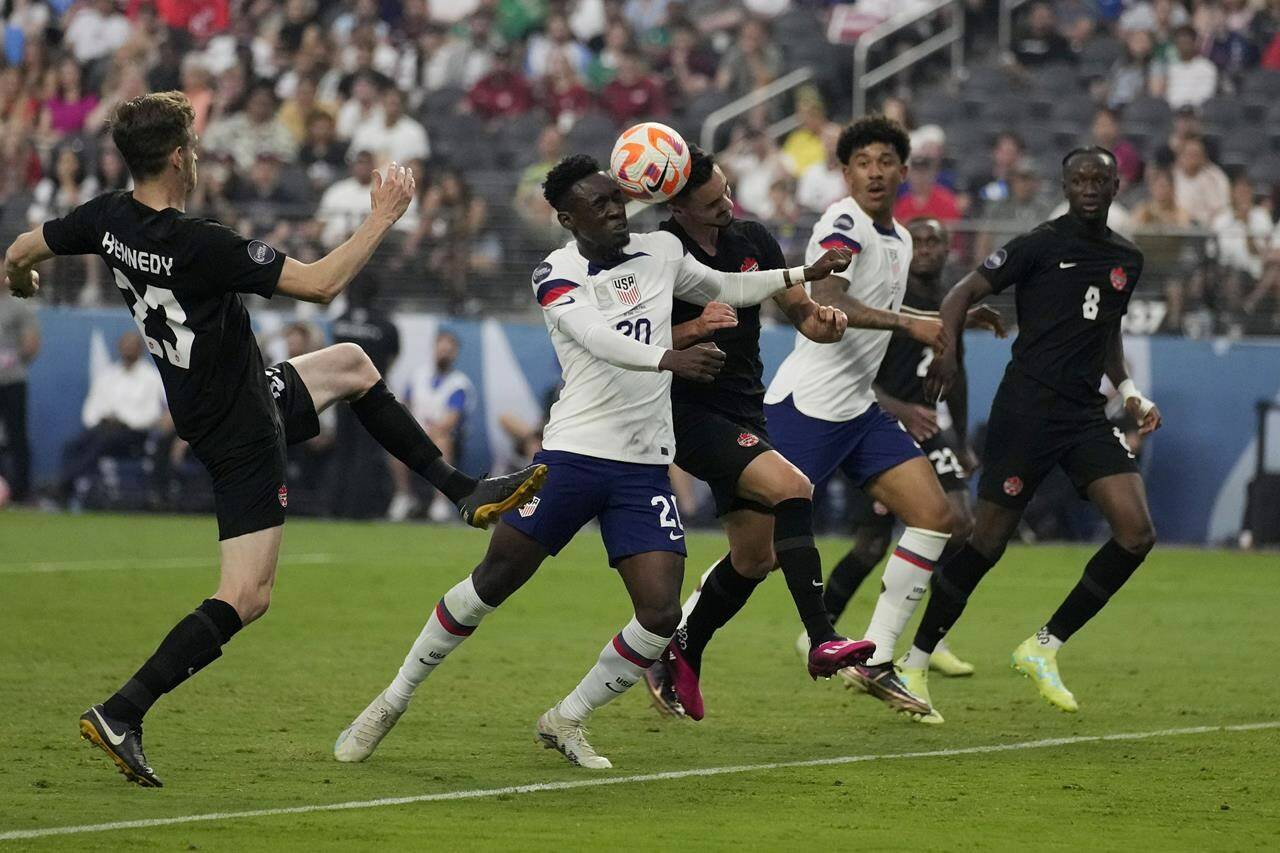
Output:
top-left (635, 602), bottom-right (681, 638)
top-left (950, 512), bottom-right (974, 547)
top-left (730, 545), bottom-right (775, 579)
top-left (853, 532), bottom-right (890, 567)
top-left (1116, 521), bottom-right (1156, 556)
top-left (224, 586), bottom-right (271, 625)
top-left (334, 342), bottom-right (380, 390)
top-left (778, 469), bottom-right (813, 501)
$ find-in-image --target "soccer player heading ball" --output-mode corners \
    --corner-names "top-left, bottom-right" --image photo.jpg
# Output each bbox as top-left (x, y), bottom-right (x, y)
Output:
top-left (3, 91), bottom-right (548, 787)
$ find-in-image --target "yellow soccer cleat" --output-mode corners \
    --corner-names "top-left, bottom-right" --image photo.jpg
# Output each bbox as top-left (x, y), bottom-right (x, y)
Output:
top-left (1011, 636), bottom-right (1079, 712)
top-left (929, 644), bottom-right (976, 677)
top-left (897, 664), bottom-right (945, 724)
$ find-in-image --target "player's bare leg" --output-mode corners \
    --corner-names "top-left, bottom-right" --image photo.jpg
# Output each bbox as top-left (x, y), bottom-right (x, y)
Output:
top-left (335, 522), bottom-right (547, 762)
top-left (540, 550), bottom-right (683, 768)
top-left (81, 525), bottom-right (283, 787)
top-left (1011, 473), bottom-right (1156, 711)
top-left (289, 344), bottom-right (546, 528)
top-left (839, 456), bottom-right (952, 715)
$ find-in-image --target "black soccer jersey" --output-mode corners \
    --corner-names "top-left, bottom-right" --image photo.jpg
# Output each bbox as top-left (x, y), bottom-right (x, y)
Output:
top-left (977, 214), bottom-right (1143, 413)
top-left (43, 191), bottom-right (287, 447)
top-left (663, 217), bottom-right (786, 419)
top-left (874, 283), bottom-right (940, 408)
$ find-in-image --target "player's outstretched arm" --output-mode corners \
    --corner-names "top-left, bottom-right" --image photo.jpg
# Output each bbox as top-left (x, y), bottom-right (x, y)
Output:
top-left (1105, 322), bottom-right (1162, 435)
top-left (810, 275), bottom-right (948, 352)
top-left (775, 286), bottom-right (848, 343)
top-left (551, 297), bottom-right (726, 382)
top-left (4, 227), bottom-right (55, 298)
top-left (276, 163), bottom-right (416, 304)
top-left (673, 246), bottom-right (853, 308)
top-left (923, 271), bottom-right (992, 401)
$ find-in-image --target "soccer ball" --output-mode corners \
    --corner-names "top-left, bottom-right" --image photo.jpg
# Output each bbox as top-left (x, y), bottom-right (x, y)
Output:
top-left (609, 121), bottom-right (693, 204)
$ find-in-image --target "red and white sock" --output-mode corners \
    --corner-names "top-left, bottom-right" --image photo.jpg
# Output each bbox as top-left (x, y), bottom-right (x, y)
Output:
top-left (558, 618), bottom-right (671, 723)
top-left (864, 527), bottom-right (950, 666)
top-left (385, 576), bottom-right (494, 712)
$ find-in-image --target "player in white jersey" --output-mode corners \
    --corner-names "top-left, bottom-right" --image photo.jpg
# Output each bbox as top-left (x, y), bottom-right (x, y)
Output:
top-left (332, 155), bottom-right (866, 769)
top-left (764, 117), bottom-right (968, 718)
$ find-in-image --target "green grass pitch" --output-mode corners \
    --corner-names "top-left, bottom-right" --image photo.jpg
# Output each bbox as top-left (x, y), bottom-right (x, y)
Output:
top-left (1, 509), bottom-right (1277, 850)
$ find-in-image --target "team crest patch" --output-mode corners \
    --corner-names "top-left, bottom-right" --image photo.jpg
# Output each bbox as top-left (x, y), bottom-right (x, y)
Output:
top-left (1003, 476), bottom-right (1023, 497)
top-left (518, 496), bottom-right (541, 518)
top-left (532, 261), bottom-right (552, 285)
top-left (612, 273), bottom-right (640, 306)
top-left (740, 257), bottom-right (759, 272)
top-left (737, 432), bottom-right (759, 448)
top-left (833, 213), bottom-right (855, 231)
top-left (1110, 266), bottom-right (1127, 291)
top-left (248, 240), bottom-right (276, 264)
top-left (278, 484), bottom-right (289, 507)
top-left (984, 249), bottom-right (1007, 270)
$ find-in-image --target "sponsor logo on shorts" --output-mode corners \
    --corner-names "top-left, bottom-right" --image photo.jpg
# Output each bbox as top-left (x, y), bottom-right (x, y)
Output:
top-left (740, 256), bottom-right (759, 272)
top-left (984, 249), bottom-right (1007, 270)
top-left (1110, 266), bottom-right (1127, 291)
top-left (737, 432), bottom-right (759, 447)
top-left (278, 484), bottom-right (289, 507)
top-left (248, 240), bottom-right (276, 265)
top-left (518, 496), bottom-right (540, 518)
top-left (1003, 476), bottom-right (1023, 497)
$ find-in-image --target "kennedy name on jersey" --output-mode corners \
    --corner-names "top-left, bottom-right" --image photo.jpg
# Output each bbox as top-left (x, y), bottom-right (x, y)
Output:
top-left (101, 231), bottom-right (174, 276)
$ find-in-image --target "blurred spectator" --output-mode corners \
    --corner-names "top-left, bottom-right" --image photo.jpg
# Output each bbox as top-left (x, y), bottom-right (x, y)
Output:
top-left (527, 13), bottom-right (591, 81)
top-left (1157, 104), bottom-right (1219, 164)
top-left (406, 170), bottom-right (498, 311)
top-left (1245, 225), bottom-right (1280, 328)
top-left (722, 127), bottom-right (789, 220)
top-left (716, 18), bottom-right (782, 99)
top-left (625, 0), bottom-right (673, 40)
top-left (975, 157), bottom-right (1053, 260)
top-left (1105, 28), bottom-right (1157, 108)
top-left (41, 57), bottom-right (98, 140)
top-left (658, 23), bottom-right (718, 108)
top-left (55, 332), bottom-right (164, 505)
top-left (63, 0), bottom-right (131, 65)
top-left (1152, 25), bottom-right (1218, 109)
top-left (279, 73), bottom-right (336, 145)
top-left (514, 126), bottom-right (566, 248)
top-left (586, 20), bottom-right (632, 88)
top-left (180, 58), bottom-right (216, 135)
top-left (541, 54), bottom-right (593, 130)
top-left (969, 131), bottom-right (1024, 213)
top-left (600, 49), bottom-right (669, 126)
top-left (463, 45), bottom-right (535, 122)
top-left (317, 150), bottom-right (417, 248)
top-left (349, 87), bottom-right (429, 168)
top-left (94, 145), bottom-right (130, 192)
top-left (28, 146), bottom-right (101, 304)
top-left (85, 65), bottom-right (148, 136)
top-left (4, 0), bottom-right (50, 66)
top-left (202, 81), bottom-right (297, 170)
top-left (1118, 0), bottom-right (1188, 37)
top-left (0, 287), bottom-right (40, 502)
top-left (228, 153), bottom-right (307, 231)
top-left (1206, 0), bottom-right (1260, 81)
top-left (412, 22), bottom-right (471, 93)
top-left (1011, 2), bottom-right (1076, 67)
top-left (298, 109), bottom-right (348, 190)
top-left (879, 95), bottom-right (913, 131)
top-left (1212, 171), bottom-right (1270, 321)
top-left (1090, 108), bottom-right (1143, 187)
top-left (335, 71), bottom-right (385, 140)
top-left (392, 330), bottom-right (474, 522)
top-left (781, 97), bottom-right (831, 177)
top-left (1172, 135), bottom-right (1230, 226)
top-left (895, 149), bottom-right (962, 224)
top-left (796, 123), bottom-right (846, 214)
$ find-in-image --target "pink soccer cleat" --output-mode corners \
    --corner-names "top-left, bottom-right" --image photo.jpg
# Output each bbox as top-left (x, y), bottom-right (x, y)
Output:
top-left (659, 643), bottom-right (705, 721)
top-left (807, 638), bottom-right (876, 680)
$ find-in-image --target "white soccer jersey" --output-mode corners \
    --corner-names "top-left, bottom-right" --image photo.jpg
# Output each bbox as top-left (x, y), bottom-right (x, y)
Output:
top-left (764, 196), bottom-right (912, 422)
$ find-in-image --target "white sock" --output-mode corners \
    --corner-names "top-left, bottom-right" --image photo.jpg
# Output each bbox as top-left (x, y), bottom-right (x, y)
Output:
top-left (864, 527), bottom-right (950, 665)
top-left (1034, 626), bottom-right (1065, 653)
top-left (900, 645), bottom-right (931, 669)
top-left (679, 561), bottom-right (719, 623)
top-left (385, 575), bottom-right (495, 712)
top-left (558, 617), bottom-right (672, 723)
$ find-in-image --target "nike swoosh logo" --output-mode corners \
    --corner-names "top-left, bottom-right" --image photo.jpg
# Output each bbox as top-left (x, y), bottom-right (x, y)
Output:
top-left (811, 580), bottom-right (823, 588)
top-left (644, 158), bottom-right (671, 192)
top-left (418, 658), bottom-right (440, 667)
top-left (669, 531), bottom-right (684, 541)
top-left (1059, 261), bottom-right (1078, 269)
top-left (94, 709), bottom-right (127, 746)
top-left (553, 296), bottom-right (575, 307)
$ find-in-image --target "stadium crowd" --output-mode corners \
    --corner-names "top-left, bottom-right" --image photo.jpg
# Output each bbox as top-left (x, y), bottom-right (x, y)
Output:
top-left (1, 0), bottom-right (1280, 334)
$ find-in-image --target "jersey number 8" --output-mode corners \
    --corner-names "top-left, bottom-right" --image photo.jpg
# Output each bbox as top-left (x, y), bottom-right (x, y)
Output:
top-left (1082, 285), bottom-right (1101, 321)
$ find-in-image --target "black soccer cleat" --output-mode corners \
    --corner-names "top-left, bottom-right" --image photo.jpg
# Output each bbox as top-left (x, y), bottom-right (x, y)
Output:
top-left (78, 705), bottom-right (163, 788)
top-left (458, 464), bottom-right (548, 529)
top-left (841, 662), bottom-right (932, 716)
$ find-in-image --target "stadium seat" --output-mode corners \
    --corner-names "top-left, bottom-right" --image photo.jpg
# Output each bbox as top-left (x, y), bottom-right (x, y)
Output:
top-left (565, 110), bottom-right (619, 160)
top-left (1124, 96), bottom-right (1173, 132)
top-left (1200, 97), bottom-right (1243, 130)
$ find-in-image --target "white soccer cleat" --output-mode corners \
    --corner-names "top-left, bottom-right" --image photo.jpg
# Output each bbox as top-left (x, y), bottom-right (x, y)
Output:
top-left (536, 706), bottom-right (612, 769)
top-left (334, 691), bottom-right (404, 763)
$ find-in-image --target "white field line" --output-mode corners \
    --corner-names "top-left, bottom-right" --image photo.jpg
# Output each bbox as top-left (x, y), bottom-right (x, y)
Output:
top-left (0, 554), bottom-right (338, 575)
top-left (2, 721), bottom-right (1276, 842)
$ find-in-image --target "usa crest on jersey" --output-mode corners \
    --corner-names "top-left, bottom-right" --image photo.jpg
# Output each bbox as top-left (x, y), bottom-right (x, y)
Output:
top-left (612, 273), bottom-right (641, 306)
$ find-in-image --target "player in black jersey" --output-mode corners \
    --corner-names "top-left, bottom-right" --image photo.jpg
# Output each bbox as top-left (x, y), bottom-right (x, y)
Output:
top-left (816, 218), bottom-right (1006, 696)
top-left (899, 148), bottom-right (1162, 716)
top-left (3, 92), bottom-right (546, 787)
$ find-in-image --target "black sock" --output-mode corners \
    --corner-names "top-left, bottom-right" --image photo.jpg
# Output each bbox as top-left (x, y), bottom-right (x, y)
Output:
top-left (102, 598), bottom-right (243, 726)
top-left (773, 498), bottom-right (838, 646)
top-left (1044, 539), bottom-right (1146, 642)
top-left (911, 544), bottom-right (996, 654)
top-left (677, 554), bottom-right (763, 673)
top-left (823, 549), bottom-right (882, 624)
top-left (350, 380), bottom-right (477, 504)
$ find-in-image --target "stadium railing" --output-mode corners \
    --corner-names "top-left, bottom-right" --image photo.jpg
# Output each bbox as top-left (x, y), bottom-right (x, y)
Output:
top-left (699, 66), bottom-right (816, 154)
top-left (852, 0), bottom-right (967, 117)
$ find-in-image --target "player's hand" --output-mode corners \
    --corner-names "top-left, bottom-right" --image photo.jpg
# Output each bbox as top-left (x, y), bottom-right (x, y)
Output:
top-left (660, 342), bottom-right (725, 383)
top-left (6, 269), bottom-right (39, 298)
top-left (897, 403), bottom-right (940, 443)
top-left (907, 315), bottom-right (950, 354)
top-left (958, 445), bottom-right (980, 474)
top-left (797, 303), bottom-right (847, 343)
top-left (370, 162), bottom-right (416, 226)
top-left (696, 301), bottom-right (737, 338)
top-left (965, 305), bottom-right (1008, 338)
top-left (924, 352), bottom-right (958, 401)
top-left (802, 247), bottom-right (853, 281)
top-left (1126, 397), bottom-right (1162, 435)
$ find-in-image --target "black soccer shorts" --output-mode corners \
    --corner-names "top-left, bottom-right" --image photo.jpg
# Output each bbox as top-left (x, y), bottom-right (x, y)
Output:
top-left (194, 361), bottom-right (321, 540)
top-left (920, 432), bottom-right (969, 493)
top-left (673, 402), bottom-right (775, 517)
top-left (977, 404), bottom-right (1139, 510)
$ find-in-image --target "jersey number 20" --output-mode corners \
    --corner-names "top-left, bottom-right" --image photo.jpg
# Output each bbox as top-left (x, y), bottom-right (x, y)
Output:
top-left (114, 269), bottom-right (195, 369)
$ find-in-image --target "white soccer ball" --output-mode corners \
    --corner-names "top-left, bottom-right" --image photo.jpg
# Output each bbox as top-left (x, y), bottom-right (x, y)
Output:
top-left (609, 121), bottom-right (693, 204)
